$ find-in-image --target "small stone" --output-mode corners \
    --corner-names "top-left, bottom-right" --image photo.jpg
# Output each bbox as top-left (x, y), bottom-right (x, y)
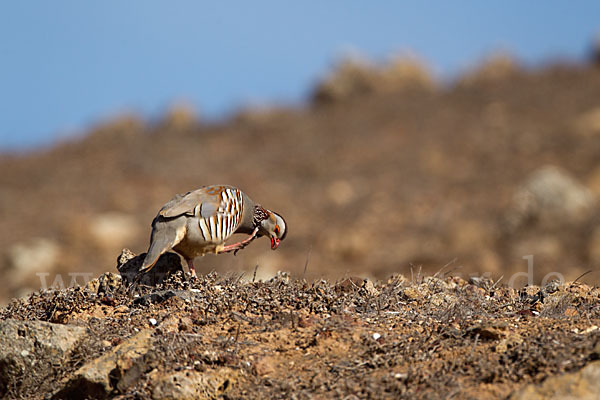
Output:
top-left (372, 333), bottom-right (381, 340)
top-left (403, 287), bottom-right (423, 300)
top-left (114, 305), bottom-right (129, 313)
top-left (363, 279), bottom-right (380, 296)
top-left (253, 356), bottom-right (276, 376)
top-left (564, 307), bottom-right (578, 317)
top-left (335, 277), bottom-right (364, 293)
top-left (582, 326), bottom-right (599, 335)
top-left (149, 318), bottom-right (158, 326)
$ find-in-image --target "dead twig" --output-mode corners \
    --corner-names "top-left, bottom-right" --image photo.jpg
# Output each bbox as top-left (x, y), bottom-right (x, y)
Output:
top-left (302, 246), bottom-right (312, 281)
top-left (571, 270), bottom-right (593, 287)
top-left (433, 257), bottom-right (458, 279)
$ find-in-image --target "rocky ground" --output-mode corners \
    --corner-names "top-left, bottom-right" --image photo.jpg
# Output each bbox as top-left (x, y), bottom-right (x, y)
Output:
top-left (1, 251), bottom-right (600, 399)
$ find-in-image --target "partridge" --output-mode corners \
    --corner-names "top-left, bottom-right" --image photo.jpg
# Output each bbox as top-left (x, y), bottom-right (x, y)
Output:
top-left (139, 185), bottom-right (287, 277)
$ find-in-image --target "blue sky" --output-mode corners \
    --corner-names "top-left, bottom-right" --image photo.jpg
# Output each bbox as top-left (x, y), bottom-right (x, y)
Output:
top-left (1, 2), bottom-right (599, 151)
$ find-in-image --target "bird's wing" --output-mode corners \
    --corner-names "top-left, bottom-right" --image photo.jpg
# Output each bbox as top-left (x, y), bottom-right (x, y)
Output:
top-left (159, 187), bottom-right (224, 218)
top-left (197, 186), bottom-right (245, 242)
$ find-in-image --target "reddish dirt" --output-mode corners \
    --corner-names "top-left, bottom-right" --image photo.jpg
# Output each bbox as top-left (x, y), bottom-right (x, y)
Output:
top-left (1, 268), bottom-right (599, 399)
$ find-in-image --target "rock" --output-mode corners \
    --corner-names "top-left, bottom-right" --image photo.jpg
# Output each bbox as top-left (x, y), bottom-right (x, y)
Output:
top-left (363, 279), bottom-right (380, 297)
top-left (0, 319), bottom-right (86, 396)
top-left (253, 356), bottom-right (276, 376)
top-left (117, 248), bottom-right (184, 286)
top-left (495, 333), bottom-right (523, 354)
top-left (327, 180), bottom-right (355, 206)
top-left (506, 165), bottom-right (596, 230)
top-left (312, 55), bottom-right (434, 104)
top-left (468, 322), bottom-right (508, 341)
top-left (312, 57), bottom-right (381, 103)
top-left (429, 292), bottom-right (457, 307)
top-left (54, 329), bottom-right (154, 399)
top-left (382, 56), bottom-right (435, 91)
top-left (88, 212), bottom-right (140, 251)
top-left (510, 361), bottom-right (600, 400)
top-left (6, 238), bottom-right (61, 286)
top-left (151, 368), bottom-right (237, 400)
top-left (403, 286), bottom-right (425, 301)
top-left (86, 272), bottom-right (123, 295)
top-left (458, 53), bottom-right (520, 86)
top-left (335, 277), bottom-right (365, 293)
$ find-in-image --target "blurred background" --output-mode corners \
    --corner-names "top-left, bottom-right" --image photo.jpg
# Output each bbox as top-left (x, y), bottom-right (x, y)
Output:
top-left (2, 2), bottom-right (600, 301)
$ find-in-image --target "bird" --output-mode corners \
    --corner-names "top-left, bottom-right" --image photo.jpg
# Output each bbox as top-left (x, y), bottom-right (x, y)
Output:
top-left (139, 185), bottom-right (287, 277)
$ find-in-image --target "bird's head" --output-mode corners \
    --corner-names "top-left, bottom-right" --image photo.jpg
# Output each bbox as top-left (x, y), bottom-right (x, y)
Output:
top-left (254, 207), bottom-right (287, 249)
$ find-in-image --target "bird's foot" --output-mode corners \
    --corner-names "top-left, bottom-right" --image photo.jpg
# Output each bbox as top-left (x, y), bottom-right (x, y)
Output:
top-left (220, 228), bottom-right (259, 255)
top-left (186, 259), bottom-right (198, 279)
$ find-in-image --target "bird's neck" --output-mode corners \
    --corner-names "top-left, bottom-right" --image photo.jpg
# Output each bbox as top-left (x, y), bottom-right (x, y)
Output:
top-left (237, 193), bottom-right (257, 234)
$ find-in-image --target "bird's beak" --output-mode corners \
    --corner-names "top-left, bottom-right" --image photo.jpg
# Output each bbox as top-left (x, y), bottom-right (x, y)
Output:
top-left (271, 237), bottom-right (280, 250)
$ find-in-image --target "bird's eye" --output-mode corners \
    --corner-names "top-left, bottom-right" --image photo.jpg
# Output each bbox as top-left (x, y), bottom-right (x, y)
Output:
top-left (274, 225), bottom-right (280, 235)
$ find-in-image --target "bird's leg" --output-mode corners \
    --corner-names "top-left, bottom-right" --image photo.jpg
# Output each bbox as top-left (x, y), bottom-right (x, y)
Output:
top-left (186, 258), bottom-right (197, 278)
top-left (220, 228), bottom-right (259, 254)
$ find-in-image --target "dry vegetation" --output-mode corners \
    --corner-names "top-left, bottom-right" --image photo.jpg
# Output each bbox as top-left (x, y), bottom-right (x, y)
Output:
top-left (1, 263), bottom-right (600, 399)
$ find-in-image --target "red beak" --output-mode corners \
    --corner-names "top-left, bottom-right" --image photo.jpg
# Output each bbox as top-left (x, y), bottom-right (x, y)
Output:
top-left (271, 237), bottom-right (280, 250)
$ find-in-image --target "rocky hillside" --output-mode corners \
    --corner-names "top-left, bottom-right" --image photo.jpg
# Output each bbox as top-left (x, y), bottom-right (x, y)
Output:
top-left (2, 56), bottom-right (600, 303)
top-left (1, 255), bottom-right (599, 399)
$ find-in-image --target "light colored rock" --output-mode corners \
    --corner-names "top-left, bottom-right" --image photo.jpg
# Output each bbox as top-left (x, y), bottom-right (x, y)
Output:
top-left (88, 212), bottom-right (140, 250)
top-left (0, 319), bottom-right (86, 395)
top-left (363, 279), bottom-right (380, 297)
top-left (327, 180), bottom-right (355, 206)
top-left (253, 356), bottom-right (276, 376)
top-left (7, 238), bottom-right (61, 284)
top-left (458, 53), bottom-right (520, 86)
top-left (382, 55), bottom-right (435, 90)
top-left (312, 54), bottom-right (434, 103)
top-left (510, 361), bottom-right (600, 400)
top-left (151, 368), bottom-right (237, 400)
top-left (507, 165), bottom-right (596, 230)
top-left (86, 272), bottom-right (123, 295)
top-left (403, 286), bottom-right (425, 301)
top-left (313, 56), bottom-right (380, 103)
top-left (54, 329), bottom-right (153, 398)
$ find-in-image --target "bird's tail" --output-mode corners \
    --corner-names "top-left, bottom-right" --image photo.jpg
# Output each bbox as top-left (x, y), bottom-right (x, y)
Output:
top-left (139, 217), bottom-right (185, 273)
